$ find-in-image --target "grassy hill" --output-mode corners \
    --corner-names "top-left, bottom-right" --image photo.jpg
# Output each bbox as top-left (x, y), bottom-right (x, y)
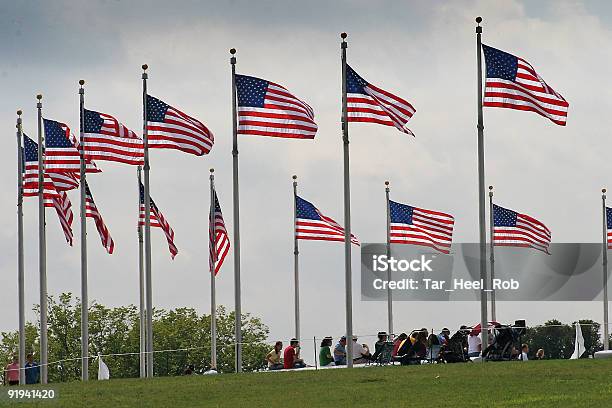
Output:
top-left (3, 359), bottom-right (612, 407)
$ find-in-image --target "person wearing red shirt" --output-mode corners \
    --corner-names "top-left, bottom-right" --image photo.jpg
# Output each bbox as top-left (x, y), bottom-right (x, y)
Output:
top-left (3, 355), bottom-right (20, 386)
top-left (283, 339), bottom-right (306, 369)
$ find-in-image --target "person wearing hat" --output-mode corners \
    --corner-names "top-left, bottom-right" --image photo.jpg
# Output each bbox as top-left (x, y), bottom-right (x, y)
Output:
top-left (351, 336), bottom-right (372, 364)
top-left (438, 328), bottom-right (451, 346)
top-left (319, 337), bottom-right (334, 367)
top-left (334, 336), bottom-right (347, 365)
top-left (283, 338), bottom-right (306, 369)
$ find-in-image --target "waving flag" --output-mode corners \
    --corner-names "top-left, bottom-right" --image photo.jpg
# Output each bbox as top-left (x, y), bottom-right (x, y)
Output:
top-left (209, 189), bottom-right (230, 275)
top-left (389, 201), bottom-right (454, 254)
top-left (570, 323), bottom-right (585, 359)
top-left (83, 109), bottom-right (144, 165)
top-left (43, 119), bottom-right (100, 173)
top-left (236, 74), bottom-right (317, 139)
top-left (85, 182), bottom-right (114, 254)
top-left (346, 65), bottom-right (416, 135)
top-left (48, 191), bottom-right (74, 246)
top-left (139, 183), bottom-right (178, 258)
top-left (606, 207), bottom-right (612, 249)
top-left (295, 196), bottom-right (359, 245)
top-left (146, 95), bottom-right (213, 156)
top-left (22, 135), bottom-right (78, 196)
top-left (21, 134), bottom-right (74, 245)
top-left (482, 44), bottom-right (569, 126)
top-left (493, 204), bottom-right (551, 254)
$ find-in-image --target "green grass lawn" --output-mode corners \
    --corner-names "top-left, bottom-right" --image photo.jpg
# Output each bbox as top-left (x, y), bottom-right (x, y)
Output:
top-left (3, 359), bottom-right (612, 407)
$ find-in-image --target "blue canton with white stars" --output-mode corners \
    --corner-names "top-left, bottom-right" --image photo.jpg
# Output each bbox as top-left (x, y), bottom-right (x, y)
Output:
top-left (139, 182), bottom-right (158, 210)
top-left (23, 134), bottom-right (39, 162)
top-left (235, 75), bottom-right (269, 108)
top-left (607, 207), bottom-right (612, 229)
top-left (84, 109), bottom-right (105, 133)
top-left (295, 196), bottom-right (322, 221)
top-left (84, 181), bottom-right (94, 199)
top-left (346, 65), bottom-right (368, 94)
top-left (389, 201), bottom-right (414, 224)
top-left (43, 119), bottom-right (72, 148)
top-left (493, 204), bottom-right (518, 227)
top-left (482, 45), bottom-right (518, 82)
top-left (214, 192), bottom-right (222, 213)
top-left (146, 95), bottom-right (169, 123)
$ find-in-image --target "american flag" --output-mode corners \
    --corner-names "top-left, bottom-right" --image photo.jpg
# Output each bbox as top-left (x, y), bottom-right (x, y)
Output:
top-left (43, 118), bottom-right (100, 173)
top-left (295, 195), bottom-right (359, 245)
top-left (209, 189), bottom-right (230, 275)
top-left (48, 191), bottom-right (74, 246)
top-left (85, 182), bottom-right (114, 254)
top-left (83, 109), bottom-right (144, 165)
top-left (22, 134), bottom-right (78, 196)
top-left (146, 95), bottom-right (213, 156)
top-left (346, 65), bottom-right (416, 136)
top-left (482, 44), bottom-right (569, 126)
top-left (139, 183), bottom-right (178, 259)
top-left (21, 134), bottom-right (74, 245)
top-left (607, 207), bottom-right (612, 250)
top-left (493, 204), bottom-right (551, 254)
top-left (235, 74), bottom-right (317, 139)
top-left (389, 201), bottom-right (454, 254)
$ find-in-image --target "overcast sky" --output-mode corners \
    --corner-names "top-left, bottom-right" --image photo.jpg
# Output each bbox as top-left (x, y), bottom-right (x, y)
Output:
top-left (2, 0), bottom-right (612, 364)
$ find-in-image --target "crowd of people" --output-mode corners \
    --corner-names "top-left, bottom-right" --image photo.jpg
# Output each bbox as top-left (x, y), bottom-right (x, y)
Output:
top-left (266, 325), bottom-right (544, 370)
top-left (2, 325), bottom-right (543, 382)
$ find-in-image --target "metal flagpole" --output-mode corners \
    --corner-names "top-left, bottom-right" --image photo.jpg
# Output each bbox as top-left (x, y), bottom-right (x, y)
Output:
top-left (475, 17), bottom-right (489, 352)
top-left (36, 93), bottom-right (49, 384)
top-left (340, 32), bottom-right (354, 368)
top-left (489, 186), bottom-right (496, 322)
top-left (142, 64), bottom-right (154, 377)
top-left (385, 181), bottom-right (393, 336)
top-left (16, 110), bottom-right (26, 385)
top-left (603, 188), bottom-right (609, 350)
top-left (293, 175), bottom-right (300, 341)
top-left (137, 166), bottom-right (146, 377)
top-left (210, 168), bottom-right (218, 369)
top-left (229, 48), bottom-right (242, 373)
top-left (79, 80), bottom-right (89, 381)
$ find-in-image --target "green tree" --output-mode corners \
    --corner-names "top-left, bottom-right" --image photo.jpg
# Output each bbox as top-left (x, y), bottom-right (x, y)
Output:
top-left (522, 319), bottom-right (573, 359)
top-left (0, 294), bottom-right (270, 382)
top-left (522, 319), bottom-right (602, 359)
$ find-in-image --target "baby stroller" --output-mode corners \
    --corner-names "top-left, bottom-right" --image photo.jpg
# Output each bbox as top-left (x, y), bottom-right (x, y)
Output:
top-left (438, 326), bottom-right (470, 363)
top-left (482, 323), bottom-right (521, 361)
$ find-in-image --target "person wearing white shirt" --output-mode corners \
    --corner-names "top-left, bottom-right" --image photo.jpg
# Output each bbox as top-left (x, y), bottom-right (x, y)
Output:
top-left (467, 332), bottom-right (482, 358)
top-left (352, 336), bottom-right (371, 364)
top-left (520, 344), bottom-right (529, 361)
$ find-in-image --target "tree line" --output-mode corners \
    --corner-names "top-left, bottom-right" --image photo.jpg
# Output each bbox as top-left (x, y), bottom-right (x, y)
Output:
top-left (0, 293), bottom-right (270, 382)
top-left (521, 319), bottom-right (606, 359)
